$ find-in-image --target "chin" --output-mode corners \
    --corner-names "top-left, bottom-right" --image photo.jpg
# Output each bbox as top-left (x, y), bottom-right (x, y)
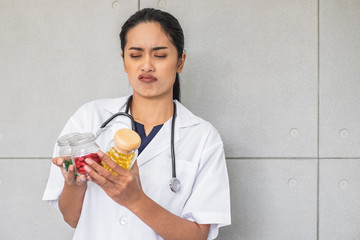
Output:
top-left (134, 90), bottom-right (158, 98)
top-left (134, 90), bottom-right (171, 100)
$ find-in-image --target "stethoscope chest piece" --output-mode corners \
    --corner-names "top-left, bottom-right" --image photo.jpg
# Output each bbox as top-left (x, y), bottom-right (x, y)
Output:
top-left (169, 177), bottom-right (181, 193)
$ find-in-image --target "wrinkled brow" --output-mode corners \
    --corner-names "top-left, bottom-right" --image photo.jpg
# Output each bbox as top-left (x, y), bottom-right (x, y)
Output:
top-left (128, 46), bottom-right (168, 51)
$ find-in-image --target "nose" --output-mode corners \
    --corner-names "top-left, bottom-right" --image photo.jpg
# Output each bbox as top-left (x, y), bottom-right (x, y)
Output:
top-left (141, 55), bottom-right (155, 73)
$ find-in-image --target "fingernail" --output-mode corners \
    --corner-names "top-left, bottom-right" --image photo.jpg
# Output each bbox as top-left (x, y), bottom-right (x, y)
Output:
top-left (97, 150), bottom-right (104, 158)
top-left (57, 158), bottom-right (62, 165)
top-left (85, 158), bottom-right (93, 165)
top-left (84, 165), bottom-right (91, 172)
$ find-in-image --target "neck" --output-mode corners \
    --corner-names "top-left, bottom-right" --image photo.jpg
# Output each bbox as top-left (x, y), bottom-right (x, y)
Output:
top-left (130, 93), bottom-right (174, 127)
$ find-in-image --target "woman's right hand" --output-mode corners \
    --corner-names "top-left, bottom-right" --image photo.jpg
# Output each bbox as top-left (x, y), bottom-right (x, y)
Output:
top-left (52, 157), bottom-right (87, 186)
top-left (53, 157), bottom-right (87, 228)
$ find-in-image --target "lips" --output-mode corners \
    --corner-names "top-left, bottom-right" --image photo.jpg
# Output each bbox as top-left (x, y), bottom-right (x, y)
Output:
top-left (138, 74), bottom-right (157, 83)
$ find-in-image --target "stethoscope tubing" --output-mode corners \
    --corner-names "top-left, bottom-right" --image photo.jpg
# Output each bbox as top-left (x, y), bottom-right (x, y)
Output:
top-left (100, 112), bottom-right (136, 131)
top-left (95, 96), bottom-right (180, 193)
top-left (171, 103), bottom-right (177, 182)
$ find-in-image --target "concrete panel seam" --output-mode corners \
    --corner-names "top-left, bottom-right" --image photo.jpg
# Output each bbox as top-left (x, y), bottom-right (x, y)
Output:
top-left (317, 0), bottom-right (320, 239)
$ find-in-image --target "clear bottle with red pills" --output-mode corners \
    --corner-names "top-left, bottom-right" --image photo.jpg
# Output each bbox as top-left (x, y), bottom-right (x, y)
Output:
top-left (69, 133), bottom-right (102, 174)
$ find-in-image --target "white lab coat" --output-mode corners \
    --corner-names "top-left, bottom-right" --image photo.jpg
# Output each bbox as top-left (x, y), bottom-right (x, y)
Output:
top-left (43, 96), bottom-right (231, 240)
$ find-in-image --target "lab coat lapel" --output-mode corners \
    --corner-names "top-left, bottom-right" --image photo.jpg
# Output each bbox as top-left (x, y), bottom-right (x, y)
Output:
top-left (136, 117), bottom-right (180, 167)
top-left (136, 100), bottom-right (200, 167)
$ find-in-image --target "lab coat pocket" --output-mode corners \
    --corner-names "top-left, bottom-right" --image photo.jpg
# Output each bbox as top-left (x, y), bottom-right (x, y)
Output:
top-left (140, 156), bottom-right (198, 216)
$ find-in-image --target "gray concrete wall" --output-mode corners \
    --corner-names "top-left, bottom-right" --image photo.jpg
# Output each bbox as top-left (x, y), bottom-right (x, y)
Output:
top-left (0, 0), bottom-right (359, 239)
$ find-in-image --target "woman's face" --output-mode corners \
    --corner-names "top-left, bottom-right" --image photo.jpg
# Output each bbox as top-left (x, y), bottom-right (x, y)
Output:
top-left (122, 22), bottom-right (185, 99)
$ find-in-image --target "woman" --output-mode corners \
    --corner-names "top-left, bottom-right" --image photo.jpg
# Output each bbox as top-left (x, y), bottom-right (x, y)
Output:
top-left (43, 8), bottom-right (231, 240)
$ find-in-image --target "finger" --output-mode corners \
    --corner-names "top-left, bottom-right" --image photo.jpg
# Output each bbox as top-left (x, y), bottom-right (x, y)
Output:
top-left (130, 161), bottom-right (142, 188)
top-left (52, 157), bottom-right (64, 166)
top-left (130, 160), bottom-right (139, 177)
top-left (85, 157), bottom-right (118, 183)
top-left (52, 157), bottom-right (68, 177)
top-left (75, 174), bottom-right (87, 185)
top-left (97, 150), bottom-right (128, 176)
top-left (129, 158), bottom-right (137, 171)
top-left (84, 164), bottom-right (112, 188)
top-left (65, 165), bottom-right (76, 184)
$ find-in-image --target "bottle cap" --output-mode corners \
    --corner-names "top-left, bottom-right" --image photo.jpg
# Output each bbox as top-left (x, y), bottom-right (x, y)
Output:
top-left (57, 132), bottom-right (81, 146)
top-left (69, 133), bottom-right (95, 146)
top-left (114, 129), bottom-right (141, 153)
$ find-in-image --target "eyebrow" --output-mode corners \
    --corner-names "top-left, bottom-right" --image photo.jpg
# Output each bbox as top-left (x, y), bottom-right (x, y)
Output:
top-left (128, 46), bottom-right (168, 51)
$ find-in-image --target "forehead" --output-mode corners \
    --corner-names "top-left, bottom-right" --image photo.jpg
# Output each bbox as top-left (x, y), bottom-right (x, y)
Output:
top-left (125, 22), bottom-right (173, 48)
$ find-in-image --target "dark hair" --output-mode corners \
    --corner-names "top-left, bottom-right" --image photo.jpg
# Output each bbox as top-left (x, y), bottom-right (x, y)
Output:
top-left (120, 8), bottom-right (184, 101)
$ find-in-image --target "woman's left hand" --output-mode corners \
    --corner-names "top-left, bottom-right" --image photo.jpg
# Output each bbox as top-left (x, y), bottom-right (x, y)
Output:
top-left (84, 150), bottom-right (144, 208)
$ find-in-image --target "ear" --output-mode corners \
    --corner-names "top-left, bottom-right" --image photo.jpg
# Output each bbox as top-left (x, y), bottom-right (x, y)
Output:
top-left (176, 53), bottom-right (186, 73)
top-left (121, 52), bottom-right (128, 73)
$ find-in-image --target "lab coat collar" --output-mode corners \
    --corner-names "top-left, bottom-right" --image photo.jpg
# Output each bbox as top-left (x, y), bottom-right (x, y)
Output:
top-left (102, 96), bottom-right (130, 114)
top-left (173, 100), bottom-right (201, 128)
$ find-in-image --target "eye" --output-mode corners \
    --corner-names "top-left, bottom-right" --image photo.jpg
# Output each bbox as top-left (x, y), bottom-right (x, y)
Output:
top-left (130, 55), bottom-right (141, 58)
top-left (155, 55), bottom-right (167, 58)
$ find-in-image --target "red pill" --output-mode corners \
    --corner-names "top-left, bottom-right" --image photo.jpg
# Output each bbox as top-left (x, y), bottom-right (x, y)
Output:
top-left (73, 152), bottom-right (102, 174)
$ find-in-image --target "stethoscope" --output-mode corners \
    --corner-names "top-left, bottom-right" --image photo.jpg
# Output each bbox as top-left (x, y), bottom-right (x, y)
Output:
top-left (95, 96), bottom-right (181, 193)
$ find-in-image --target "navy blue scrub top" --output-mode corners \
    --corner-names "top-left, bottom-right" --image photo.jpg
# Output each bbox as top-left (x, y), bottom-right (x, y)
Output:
top-left (135, 121), bottom-right (163, 155)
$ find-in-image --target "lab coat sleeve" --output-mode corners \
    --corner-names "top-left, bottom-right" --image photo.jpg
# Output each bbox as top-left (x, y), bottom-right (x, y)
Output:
top-left (181, 124), bottom-right (231, 239)
top-left (42, 109), bottom-right (85, 208)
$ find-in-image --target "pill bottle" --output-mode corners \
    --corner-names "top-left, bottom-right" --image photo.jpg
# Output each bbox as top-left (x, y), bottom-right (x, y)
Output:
top-left (69, 133), bottom-right (102, 174)
top-left (57, 132), bottom-right (80, 172)
top-left (104, 128), bottom-right (141, 174)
